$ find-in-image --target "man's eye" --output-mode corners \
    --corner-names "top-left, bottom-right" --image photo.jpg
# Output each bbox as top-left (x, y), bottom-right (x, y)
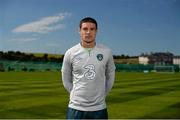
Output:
top-left (91, 28), bottom-right (96, 31)
top-left (83, 28), bottom-right (88, 31)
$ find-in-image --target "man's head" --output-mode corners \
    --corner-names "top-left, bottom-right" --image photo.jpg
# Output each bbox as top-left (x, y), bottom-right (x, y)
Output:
top-left (79, 17), bottom-right (98, 30)
top-left (79, 17), bottom-right (98, 48)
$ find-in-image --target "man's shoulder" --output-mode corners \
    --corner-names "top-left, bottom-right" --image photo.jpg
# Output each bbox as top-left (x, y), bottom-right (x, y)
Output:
top-left (65, 43), bottom-right (80, 55)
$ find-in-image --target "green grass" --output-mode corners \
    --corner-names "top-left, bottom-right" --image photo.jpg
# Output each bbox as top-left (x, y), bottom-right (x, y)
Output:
top-left (0, 72), bottom-right (180, 119)
top-left (0, 72), bottom-right (67, 119)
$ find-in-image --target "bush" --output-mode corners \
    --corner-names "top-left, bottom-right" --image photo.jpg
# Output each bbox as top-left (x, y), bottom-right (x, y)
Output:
top-left (8, 66), bottom-right (15, 71)
top-left (0, 63), bottom-right (5, 72)
top-left (22, 66), bottom-right (28, 71)
top-left (45, 68), bottom-right (51, 71)
top-left (29, 68), bottom-right (35, 72)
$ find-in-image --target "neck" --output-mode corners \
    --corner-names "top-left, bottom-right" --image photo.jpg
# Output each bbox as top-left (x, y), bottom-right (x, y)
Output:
top-left (81, 42), bottom-right (95, 48)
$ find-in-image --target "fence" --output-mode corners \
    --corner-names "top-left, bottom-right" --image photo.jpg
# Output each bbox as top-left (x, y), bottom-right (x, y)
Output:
top-left (115, 64), bottom-right (179, 72)
top-left (0, 60), bottom-right (61, 72)
top-left (0, 60), bottom-right (179, 72)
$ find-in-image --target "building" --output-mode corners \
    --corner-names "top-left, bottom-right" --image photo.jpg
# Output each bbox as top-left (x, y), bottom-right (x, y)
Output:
top-left (139, 52), bottom-right (174, 65)
top-left (173, 56), bottom-right (180, 65)
top-left (139, 55), bottom-right (149, 65)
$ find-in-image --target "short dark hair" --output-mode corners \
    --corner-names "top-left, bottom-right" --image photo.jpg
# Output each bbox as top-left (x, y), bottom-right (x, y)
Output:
top-left (79, 17), bottom-right (98, 29)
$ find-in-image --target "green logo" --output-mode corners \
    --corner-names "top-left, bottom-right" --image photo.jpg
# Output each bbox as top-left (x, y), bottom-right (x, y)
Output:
top-left (97, 54), bottom-right (103, 61)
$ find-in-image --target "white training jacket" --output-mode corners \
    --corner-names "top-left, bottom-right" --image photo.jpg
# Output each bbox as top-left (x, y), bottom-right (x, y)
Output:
top-left (61, 43), bottom-right (115, 111)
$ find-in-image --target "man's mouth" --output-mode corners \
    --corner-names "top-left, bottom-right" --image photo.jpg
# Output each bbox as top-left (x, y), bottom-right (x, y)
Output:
top-left (85, 41), bottom-right (92, 43)
top-left (85, 36), bottom-right (91, 39)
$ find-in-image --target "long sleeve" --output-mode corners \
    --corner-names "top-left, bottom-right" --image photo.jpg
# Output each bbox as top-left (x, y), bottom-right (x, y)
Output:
top-left (62, 71), bottom-right (73, 93)
top-left (61, 50), bottom-right (73, 93)
top-left (105, 51), bottom-right (116, 95)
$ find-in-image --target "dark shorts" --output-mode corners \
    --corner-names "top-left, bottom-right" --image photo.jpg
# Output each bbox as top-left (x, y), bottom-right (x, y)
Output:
top-left (66, 107), bottom-right (108, 119)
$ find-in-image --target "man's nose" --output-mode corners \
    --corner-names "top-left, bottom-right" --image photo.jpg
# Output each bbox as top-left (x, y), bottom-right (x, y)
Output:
top-left (86, 30), bottom-right (90, 33)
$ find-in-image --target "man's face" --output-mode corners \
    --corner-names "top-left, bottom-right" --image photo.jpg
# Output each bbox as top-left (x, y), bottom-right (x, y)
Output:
top-left (79, 22), bottom-right (97, 47)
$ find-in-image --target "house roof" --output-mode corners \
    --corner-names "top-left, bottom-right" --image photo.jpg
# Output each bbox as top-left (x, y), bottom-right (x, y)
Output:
top-left (173, 56), bottom-right (180, 59)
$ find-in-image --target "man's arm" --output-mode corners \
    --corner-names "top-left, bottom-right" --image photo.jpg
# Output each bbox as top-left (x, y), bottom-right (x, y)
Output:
top-left (61, 51), bottom-right (73, 93)
top-left (62, 72), bottom-right (73, 93)
top-left (105, 51), bottom-right (116, 95)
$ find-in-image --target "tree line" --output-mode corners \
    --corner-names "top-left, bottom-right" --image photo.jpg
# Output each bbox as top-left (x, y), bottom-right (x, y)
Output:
top-left (113, 54), bottom-right (138, 59)
top-left (0, 51), bottom-right (138, 63)
top-left (0, 51), bottom-right (63, 63)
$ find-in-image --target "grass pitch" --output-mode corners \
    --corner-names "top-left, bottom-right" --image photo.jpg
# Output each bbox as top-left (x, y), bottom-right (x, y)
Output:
top-left (0, 72), bottom-right (180, 119)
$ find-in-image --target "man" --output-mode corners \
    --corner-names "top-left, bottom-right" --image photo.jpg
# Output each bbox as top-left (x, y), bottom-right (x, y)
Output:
top-left (61, 17), bottom-right (115, 119)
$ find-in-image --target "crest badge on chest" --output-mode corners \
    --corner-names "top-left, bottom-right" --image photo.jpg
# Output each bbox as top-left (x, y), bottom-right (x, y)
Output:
top-left (97, 54), bottom-right (103, 61)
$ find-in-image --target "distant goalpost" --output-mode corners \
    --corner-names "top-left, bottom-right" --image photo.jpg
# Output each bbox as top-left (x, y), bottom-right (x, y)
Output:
top-left (154, 65), bottom-right (175, 73)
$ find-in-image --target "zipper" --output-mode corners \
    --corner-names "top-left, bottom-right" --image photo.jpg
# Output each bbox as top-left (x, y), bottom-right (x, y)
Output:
top-left (88, 50), bottom-right (90, 56)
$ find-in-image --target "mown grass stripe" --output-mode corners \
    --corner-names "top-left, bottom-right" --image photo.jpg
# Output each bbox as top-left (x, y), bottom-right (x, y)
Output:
top-left (113, 78), bottom-right (180, 93)
top-left (108, 77), bottom-right (180, 105)
top-left (108, 90), bottom-right (180, 118)
top-left (0, 96), bottom-right (68, 111)
top-left (0, 72), bottom-right (180, 119)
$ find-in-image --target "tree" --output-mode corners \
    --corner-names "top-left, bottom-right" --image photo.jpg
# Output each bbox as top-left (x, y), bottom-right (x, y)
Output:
top-left (0, 63), bottom-right (5, 72)
top-left (43, 53), bottom-right (48, 62)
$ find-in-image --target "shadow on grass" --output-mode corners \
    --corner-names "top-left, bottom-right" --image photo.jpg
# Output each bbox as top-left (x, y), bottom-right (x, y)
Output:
top-left (0, 104), bottom-right (67, 119)
top-left (141, 102), bottom-right (180, 119)
top-left (107, 85), bottom-right (180, 104)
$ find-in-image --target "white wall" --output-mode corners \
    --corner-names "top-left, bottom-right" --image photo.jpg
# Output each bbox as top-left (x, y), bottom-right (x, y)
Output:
top-left (139, 56), bottom-right (149, 65)
top-left (173, 58), bottom-right (180, 65)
